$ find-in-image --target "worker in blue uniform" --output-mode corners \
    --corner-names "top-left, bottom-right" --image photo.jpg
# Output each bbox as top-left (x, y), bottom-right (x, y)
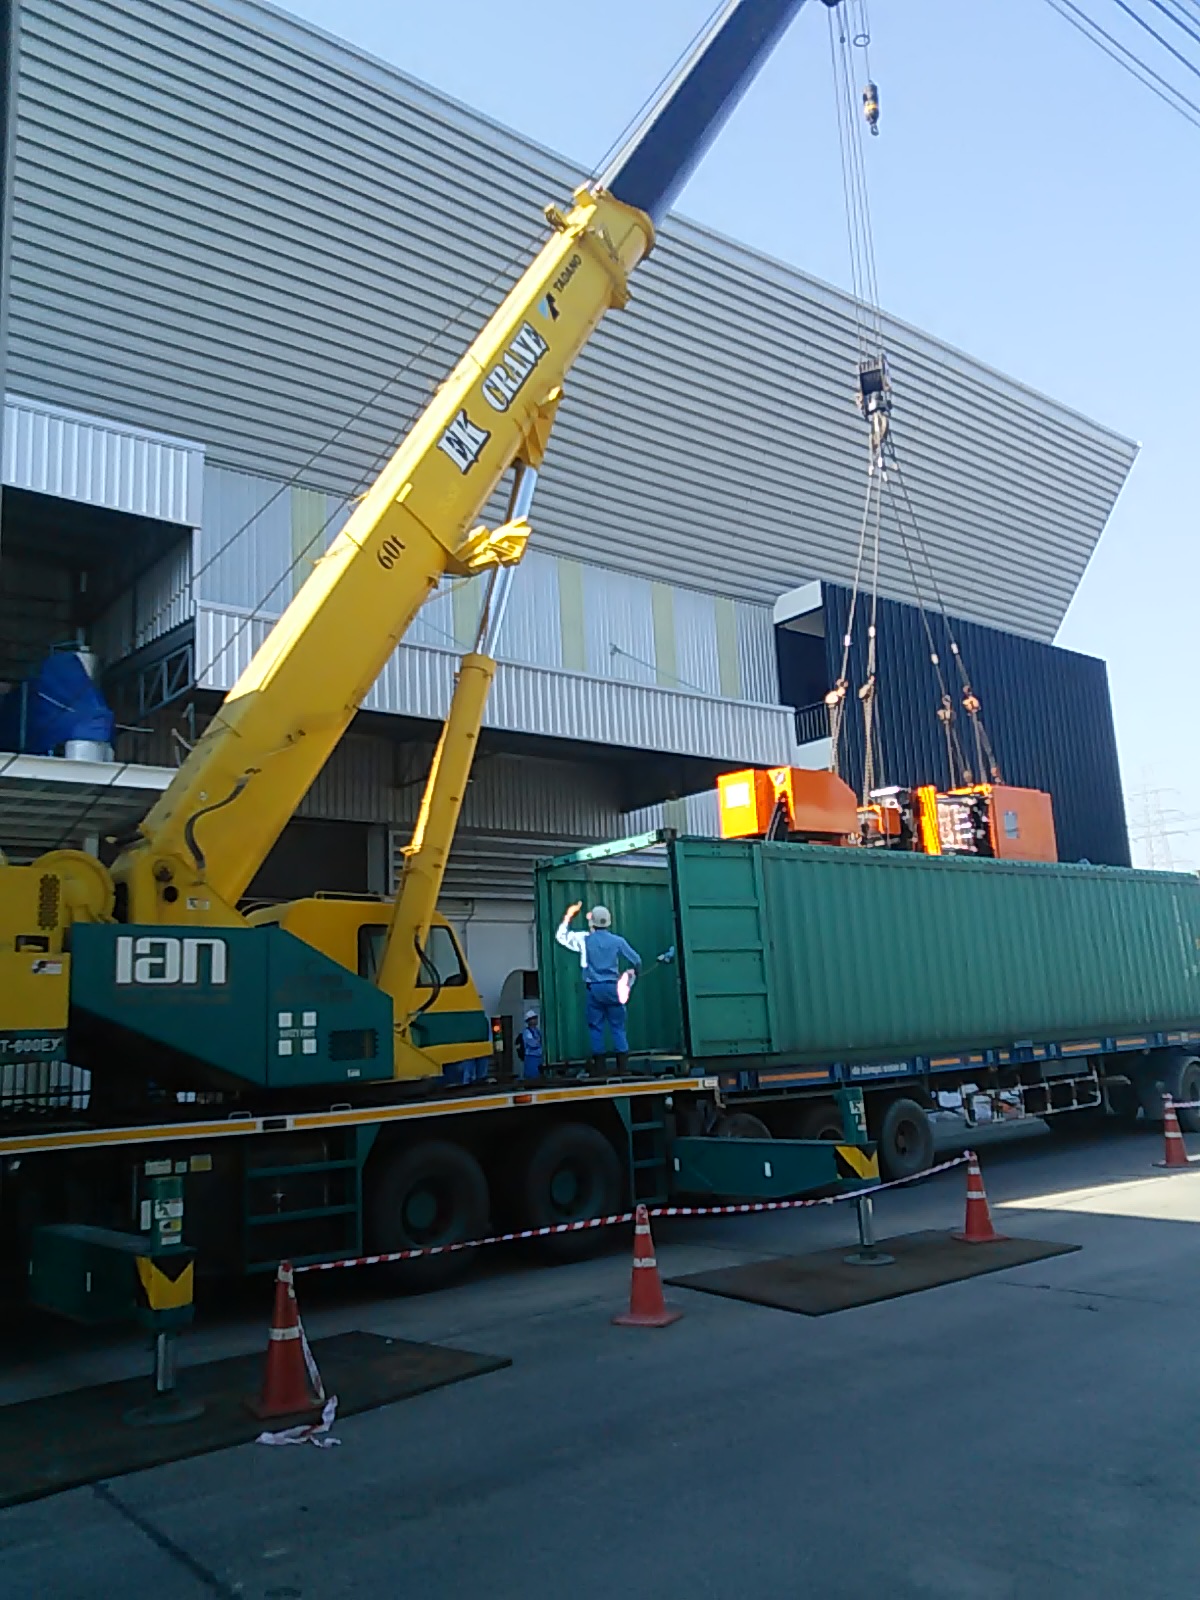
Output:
top-left (555, 901), bottom-right (642, 1071)
top-left (516, 1009), bottom-right (543, 1079)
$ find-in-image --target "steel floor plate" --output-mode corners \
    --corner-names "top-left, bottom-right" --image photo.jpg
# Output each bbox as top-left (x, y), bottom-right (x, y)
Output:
top-left (0, 1330), bottom-right (509, 1508)
top-left (666, 1228), bottom-right (1080, 1316)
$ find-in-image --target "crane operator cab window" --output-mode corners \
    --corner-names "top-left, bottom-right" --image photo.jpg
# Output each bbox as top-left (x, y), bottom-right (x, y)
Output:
top-left (357, 921), bottom-right (467, 987)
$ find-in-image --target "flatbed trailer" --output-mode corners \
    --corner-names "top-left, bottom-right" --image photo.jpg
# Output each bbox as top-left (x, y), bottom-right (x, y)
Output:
top-left (531, 833), bottom-right (1200, 1178)
top-left (0, 1069), bottom-right (876, 1309)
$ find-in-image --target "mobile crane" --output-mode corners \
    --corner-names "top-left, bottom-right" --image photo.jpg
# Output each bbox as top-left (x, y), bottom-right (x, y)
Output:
top-left (0, 1), bottom-right (878, 1300)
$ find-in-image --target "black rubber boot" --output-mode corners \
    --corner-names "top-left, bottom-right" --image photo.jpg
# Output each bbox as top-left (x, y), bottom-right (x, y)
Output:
top-left (615, 1052), bottom-right (630, 1073)
top-left (591, 1054), bottom-right (607, 1073)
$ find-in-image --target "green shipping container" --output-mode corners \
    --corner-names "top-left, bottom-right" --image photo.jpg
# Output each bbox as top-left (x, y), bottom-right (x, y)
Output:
top-left (535, 837), bottom-right (1200, 1068)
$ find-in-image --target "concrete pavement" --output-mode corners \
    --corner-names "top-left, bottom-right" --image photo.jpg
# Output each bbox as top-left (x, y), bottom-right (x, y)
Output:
top-left (3, 1123), bottom-right (1200, 1598)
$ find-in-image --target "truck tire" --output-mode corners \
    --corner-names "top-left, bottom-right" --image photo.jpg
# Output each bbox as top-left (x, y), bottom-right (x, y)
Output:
top-left (876, 1097), bottom-right (934, 1181)
top-left (368, 1140), bottom-right (489, 1291)
top-left (518, 1123), bottom-right (623, 1263)
top-left (1158, 1052), bottom-right (1200, 1134)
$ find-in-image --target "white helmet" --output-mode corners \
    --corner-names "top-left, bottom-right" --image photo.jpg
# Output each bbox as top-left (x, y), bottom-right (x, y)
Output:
top-left (587, 904), bottom-right (612, 928)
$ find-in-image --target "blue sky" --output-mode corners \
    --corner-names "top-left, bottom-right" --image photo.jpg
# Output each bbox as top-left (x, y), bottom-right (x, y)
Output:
top-left (282, 0), bottom-right (1199, 866)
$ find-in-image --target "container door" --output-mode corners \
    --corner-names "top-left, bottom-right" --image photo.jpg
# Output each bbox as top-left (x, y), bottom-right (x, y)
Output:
top-left (535, 856), bottom-right (683, 1067)
top-left (671, 839), bottom-right (778, 1059)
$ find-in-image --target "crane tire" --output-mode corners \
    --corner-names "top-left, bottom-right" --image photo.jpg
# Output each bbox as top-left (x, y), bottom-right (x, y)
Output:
top-left (518, 1122), bottom-right (623, 1263)
top-left (367, 1139), bottom-right (489, 1292)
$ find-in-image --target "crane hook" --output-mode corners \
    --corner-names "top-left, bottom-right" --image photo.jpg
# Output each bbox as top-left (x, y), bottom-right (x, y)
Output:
top-left (862, 80), bottom-right (880, 136)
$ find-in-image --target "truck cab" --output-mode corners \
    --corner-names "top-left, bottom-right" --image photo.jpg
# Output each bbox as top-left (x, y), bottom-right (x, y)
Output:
top-left (246, 898), bottom-right (491, 1077)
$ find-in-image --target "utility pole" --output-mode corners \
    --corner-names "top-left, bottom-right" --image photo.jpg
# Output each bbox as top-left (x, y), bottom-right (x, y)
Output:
top-left (1128, 780), bottom-right (1200, 872)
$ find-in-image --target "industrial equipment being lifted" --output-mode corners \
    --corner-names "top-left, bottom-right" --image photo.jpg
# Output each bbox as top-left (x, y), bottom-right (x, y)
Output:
top-left (717, 767), bottom-right (1059, 863)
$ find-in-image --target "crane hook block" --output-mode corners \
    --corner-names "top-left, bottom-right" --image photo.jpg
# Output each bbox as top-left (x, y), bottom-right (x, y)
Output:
top-left (862, 81), bottom-right (880, 135)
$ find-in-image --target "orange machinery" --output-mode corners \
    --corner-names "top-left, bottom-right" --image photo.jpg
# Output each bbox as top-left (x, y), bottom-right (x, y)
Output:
top-left (913, 783), bottom-right (1058, 863)
top-left (717, 767), bottom-right (860, 844)
top-left (718, 768), bottom-right (1058, 863)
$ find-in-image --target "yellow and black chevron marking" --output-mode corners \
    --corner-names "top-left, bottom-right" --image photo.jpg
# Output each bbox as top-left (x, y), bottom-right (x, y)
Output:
top-left (835, 1143), bottom-right (880, 1182)
top-left (135, 1253), bottom-right (194, 1313)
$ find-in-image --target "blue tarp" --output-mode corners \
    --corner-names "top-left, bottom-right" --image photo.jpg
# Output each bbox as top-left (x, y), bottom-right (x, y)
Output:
top-left (0, 652), bottom-right (115, 755)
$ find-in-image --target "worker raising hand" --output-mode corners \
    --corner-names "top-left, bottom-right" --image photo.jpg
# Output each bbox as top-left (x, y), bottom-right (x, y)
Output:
top-left (555, 901), bottom-right (642, 1073)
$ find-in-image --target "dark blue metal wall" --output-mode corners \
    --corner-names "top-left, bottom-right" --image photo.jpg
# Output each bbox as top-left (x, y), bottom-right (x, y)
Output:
top-left (812, 584), bottom-right (1130, 867)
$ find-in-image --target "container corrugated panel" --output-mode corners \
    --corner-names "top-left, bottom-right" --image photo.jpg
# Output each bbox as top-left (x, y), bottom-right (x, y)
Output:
top-left (821, 583), bottom-right (1130, 867)
top-left (10, 0), bottom-right (1136, 639)
top-left (671, 839), bottom-right (1200, 1063)
top-left (535, 859), bottom-right (683, 1067)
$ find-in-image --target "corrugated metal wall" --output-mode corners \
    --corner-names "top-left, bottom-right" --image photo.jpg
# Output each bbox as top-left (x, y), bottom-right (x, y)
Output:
top-left (385, 749), bottom-right (626, 901)
top-left (624, 789), bottom-right (723, 839)
top-left (190, 465), bottom-right (779, 704)
top-left (92, 536), bottom-right (192, 666)
top-left (294, 734), bottom-right (624, 838)
top-left (3, 393), bottom-right (203, 525)
top-left (821, 583), bottom-right (1130, 868)
top-left (7, 0), bottom-right (1137, 644)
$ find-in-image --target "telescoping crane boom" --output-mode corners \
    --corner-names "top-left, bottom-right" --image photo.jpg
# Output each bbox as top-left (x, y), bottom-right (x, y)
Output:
top-left (0, 0), bottom-right (831, 1084)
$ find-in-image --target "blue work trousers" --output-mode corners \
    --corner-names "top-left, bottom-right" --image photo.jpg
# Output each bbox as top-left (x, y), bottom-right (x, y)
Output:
top-left (585, 981), bottom-right (628, 1054)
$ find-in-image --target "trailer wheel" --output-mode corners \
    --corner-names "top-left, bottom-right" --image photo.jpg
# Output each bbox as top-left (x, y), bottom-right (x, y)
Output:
top-left (797, 1101), bottom-right (847, 1142)
top-left (518, 1123), bottom-right (622, 1263)
top-left (1159, 1053), bottom-right (1200, 1134)
top-left (713, 1112), bottom-right (771, 1139)
top-left (876, 1097), bottom-right (934, 1181)
top-left (368, 1140), bottom-right (489, 1291)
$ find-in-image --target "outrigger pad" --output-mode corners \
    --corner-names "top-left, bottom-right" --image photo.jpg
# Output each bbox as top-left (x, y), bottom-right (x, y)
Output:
top-left (0, 1331), bottom-right (509, 1508)
top-left (666, 1229), bottom-right (1079, 1316)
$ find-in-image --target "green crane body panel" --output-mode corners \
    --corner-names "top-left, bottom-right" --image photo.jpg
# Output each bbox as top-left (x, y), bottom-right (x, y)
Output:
top-left (536, 837), bottom-right (1200, 1067)
top-left (69, 924), bottom-right (393, 1089)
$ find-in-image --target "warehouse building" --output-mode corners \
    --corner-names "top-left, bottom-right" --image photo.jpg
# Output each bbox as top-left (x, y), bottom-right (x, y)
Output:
top-left (0, 0), bottom-right (1137, 1016)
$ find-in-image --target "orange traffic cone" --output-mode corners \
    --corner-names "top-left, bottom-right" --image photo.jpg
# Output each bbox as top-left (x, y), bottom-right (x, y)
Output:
top-left (248, 1261), bottom-right (325, 1420)
top-left (1156, 1096), bottom-right (1191, 1170)
top-left (613, 1204), bottom-right (682, 1328)
top-left (953, 1152), bottom-right (1007, 1244)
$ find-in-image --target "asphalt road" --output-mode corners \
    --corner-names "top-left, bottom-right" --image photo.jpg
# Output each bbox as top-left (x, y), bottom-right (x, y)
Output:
top-left (4, 1120), bottom-right (1200, 1599)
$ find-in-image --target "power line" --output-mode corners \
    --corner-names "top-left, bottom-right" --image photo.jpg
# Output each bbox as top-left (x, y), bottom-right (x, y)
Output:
top-left (1141, 0), bottom-right (1200, 50)
top-left (1106, 0), bottom-right (1200, 80)
top-left (1041, 0), bottom-right (1200, 130)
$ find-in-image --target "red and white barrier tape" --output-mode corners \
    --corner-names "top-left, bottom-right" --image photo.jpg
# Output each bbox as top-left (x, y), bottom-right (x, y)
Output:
top-left (294, 1152), bottom-right (970, 1274)
top-left (1167, 1099), bottom-right (1200, 1111)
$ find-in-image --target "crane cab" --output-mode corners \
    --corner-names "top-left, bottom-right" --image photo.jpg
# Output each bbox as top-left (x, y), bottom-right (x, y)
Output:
top-left (246, 897), bottom-right (491, 1080)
